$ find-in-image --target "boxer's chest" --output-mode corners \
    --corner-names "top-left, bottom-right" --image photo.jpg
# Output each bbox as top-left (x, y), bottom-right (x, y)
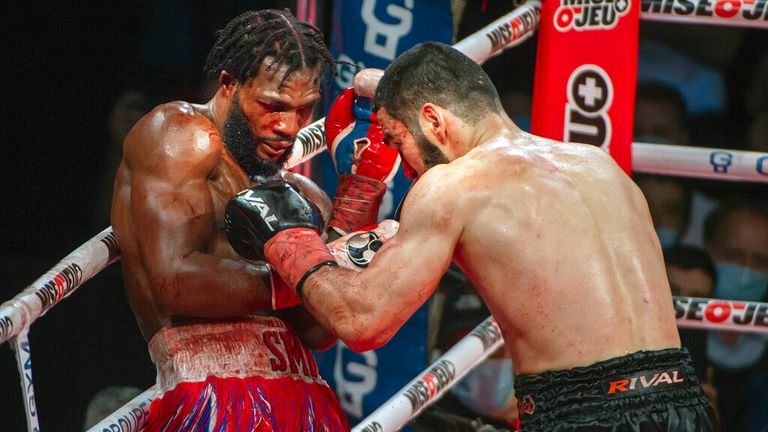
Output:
top-left (205, 160), bottom-right (253, 258)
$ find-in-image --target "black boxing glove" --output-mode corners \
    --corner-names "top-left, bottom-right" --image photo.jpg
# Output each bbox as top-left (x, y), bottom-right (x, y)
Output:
top-left (224, 180), bottom-right (325, 260)
top-left (225, 181), bottom-right (338, 301)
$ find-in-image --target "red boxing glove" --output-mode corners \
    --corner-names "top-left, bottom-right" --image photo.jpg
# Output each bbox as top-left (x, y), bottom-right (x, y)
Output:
top-left (264, 228), bottom-right (338, 300)
top-left (326, 88), bottom-right (401, 234)
top-left (269, 265), bottom-right (302, 310)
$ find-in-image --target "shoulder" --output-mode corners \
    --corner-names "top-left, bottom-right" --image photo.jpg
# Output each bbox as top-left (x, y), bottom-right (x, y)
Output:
top-left (124, 101), bottom-right (223, 173)
top-left (401, 164), bottom-right (461, 220)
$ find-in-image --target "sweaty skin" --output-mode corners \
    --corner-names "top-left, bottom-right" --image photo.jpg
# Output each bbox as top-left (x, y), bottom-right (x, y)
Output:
top-left (111, 60), bottom-right (333, 347)
top-left (299, 105), bottom-right (680, 375)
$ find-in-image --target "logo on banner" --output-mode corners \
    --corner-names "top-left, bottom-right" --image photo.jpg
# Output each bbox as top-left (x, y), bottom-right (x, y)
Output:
top-left (673, 296), bottom-right (768, 327)
top-left (564, 64), bottom-right (613, 148)
top-left (642, 0), bottom-right (768, 21)
top-left (757, 156), bottom-right (767, 176)
top-left (333, 343), bottom-right (378, 418)
top-left (361, 0), bottom-right (415, 61)
top-left (709, 151), bottom-right (733, 173)
top-left (554, 0), bottom-right (631, 31)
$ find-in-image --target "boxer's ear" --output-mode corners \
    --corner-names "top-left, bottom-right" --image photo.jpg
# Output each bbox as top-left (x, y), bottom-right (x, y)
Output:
top-left (218, 70), bottom-right (236, 94)
top-left (419, 103), bottom-right (448, 145)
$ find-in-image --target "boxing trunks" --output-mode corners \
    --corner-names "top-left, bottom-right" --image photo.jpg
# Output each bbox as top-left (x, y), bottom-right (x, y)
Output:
top-left (514, 348), bottom-right (719, 431)
top-left (143, 316), bottom-right (348, 431)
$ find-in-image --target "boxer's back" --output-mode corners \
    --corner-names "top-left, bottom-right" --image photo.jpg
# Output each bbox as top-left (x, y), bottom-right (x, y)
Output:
top-left (449, 135), bottom-right (680, 375)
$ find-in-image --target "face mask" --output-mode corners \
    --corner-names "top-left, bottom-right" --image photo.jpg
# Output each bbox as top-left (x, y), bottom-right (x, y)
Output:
top-left (655, 227), bottom-right (679, 250)
top-left (714, 262), bottom-right (768, 302)
top-left (451, 358), bottom-right (515, 419)
top-left (707, 332), bottom-right (768, 370)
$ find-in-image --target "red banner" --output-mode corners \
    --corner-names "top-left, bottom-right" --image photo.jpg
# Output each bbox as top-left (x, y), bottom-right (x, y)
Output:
top-left (531, 0), bottom-right (639, 173)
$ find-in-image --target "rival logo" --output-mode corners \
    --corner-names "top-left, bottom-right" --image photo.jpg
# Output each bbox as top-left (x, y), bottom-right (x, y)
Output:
top-left (604, 368), bottom-right (686, 397)
top-left (237, 190), bottom-right (279, 231)
top-left (642, 0), bottom-right (768, 21)
top-left (564, 64), bottom-right (613, 148)
top-left (555, 0), bottom-right (632, 32)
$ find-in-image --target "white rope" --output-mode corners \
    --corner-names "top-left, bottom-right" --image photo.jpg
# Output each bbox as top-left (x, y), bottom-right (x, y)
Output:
top-left (631, 142), bottom-right (768, 183)
top-left (453, 1), bottom-right (541, 65)
top-left (641, 0), bottom-right (768, 29)
top-left (353, 317), bottom-right (504, 432)
top-left (85, 386), bottom-right (158, 432)
top-left (675, 295), bottom-right (768, 334)
top-left (0, 227), bottom-right (120, 345)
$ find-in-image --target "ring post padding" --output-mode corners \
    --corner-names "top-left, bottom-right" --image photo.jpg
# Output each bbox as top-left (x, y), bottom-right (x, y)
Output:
top-left (352, 316), bottom-right (504, 432)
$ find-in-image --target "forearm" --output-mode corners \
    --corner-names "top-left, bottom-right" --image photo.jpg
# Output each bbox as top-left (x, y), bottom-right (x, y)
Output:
top-left (300, 267), bottom-right (394, 352)
top-left (150, 252), bottom-right (273, 318)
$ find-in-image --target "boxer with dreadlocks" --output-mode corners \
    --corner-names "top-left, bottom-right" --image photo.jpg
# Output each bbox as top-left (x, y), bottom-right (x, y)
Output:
top-left (111, 9), bottom-right (390, 430)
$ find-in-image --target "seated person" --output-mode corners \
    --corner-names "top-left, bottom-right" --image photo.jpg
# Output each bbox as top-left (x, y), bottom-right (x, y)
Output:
top-left (633, 174), bottom-right (692, 250)
top-left (417, 266), bottom-right (518, 432)
top-left (663, 245), bottom-right (718, 411)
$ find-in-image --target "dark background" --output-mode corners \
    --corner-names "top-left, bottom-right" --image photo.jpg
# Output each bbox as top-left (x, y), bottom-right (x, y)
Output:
top-left (1, 1), bottom-right (765, 431)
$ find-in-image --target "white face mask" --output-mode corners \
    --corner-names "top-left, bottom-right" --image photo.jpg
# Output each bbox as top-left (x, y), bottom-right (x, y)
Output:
top-left (707, 331), bottom-right (768, 370)
top-left (450, 358), bottom-right (515, 419)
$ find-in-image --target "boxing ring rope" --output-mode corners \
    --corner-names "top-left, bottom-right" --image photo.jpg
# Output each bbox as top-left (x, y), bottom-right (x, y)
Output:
top-left (632, 143), bottom-right (768, 183)
top-left (5, 1), bottom-right (767, 431)
top-left (640, 0), bottom-right (768, 29)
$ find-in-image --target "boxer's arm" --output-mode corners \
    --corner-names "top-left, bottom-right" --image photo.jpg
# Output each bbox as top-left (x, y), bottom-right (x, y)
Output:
top-left (280, 306), bottom-right (337, 351)
top-left (300, 168), bottom-right (459, 351)
top-left (126, 108), bottom-right (273, 317)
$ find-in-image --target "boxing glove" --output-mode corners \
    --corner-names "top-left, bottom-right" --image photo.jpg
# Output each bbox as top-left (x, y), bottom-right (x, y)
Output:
top-left (326, 220), bottom-right (399, 270)
top-left (325, 88), bottom-right (401, 234)
top-left (225, 181), bottom-right (337, 304)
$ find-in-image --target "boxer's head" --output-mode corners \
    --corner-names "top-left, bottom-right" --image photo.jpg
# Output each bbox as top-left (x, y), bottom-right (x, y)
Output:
top-left (204, 9), bottom-right (333, 178)
top-left (374, 42), bottom-right (503, 179)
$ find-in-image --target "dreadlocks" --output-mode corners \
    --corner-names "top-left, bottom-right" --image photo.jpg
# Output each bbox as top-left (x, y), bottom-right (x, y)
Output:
top-left (204, 9), bottom-right (334, 86)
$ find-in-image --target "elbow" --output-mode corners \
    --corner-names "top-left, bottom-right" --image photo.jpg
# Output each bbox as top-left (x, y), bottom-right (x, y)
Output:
top-left (335, 318), bottom-right (394, 353)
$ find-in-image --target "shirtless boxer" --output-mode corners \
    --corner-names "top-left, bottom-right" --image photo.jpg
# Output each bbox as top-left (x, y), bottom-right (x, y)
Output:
top-left (110, 9), bottom-right (398, 431)
top-left (230, 42), bottom-right (719, 431)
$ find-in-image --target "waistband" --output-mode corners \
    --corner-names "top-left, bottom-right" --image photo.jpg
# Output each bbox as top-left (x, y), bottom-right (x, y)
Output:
top-left (148, 316), bottom-right (326, 392)
top-left (515, 348), bottom-right (707, 425)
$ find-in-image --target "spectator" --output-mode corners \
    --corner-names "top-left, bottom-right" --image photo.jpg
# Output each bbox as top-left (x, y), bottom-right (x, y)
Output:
top-left (703, 198), bottom-right (768, 432)
top-left (747, 112), bottom-right (768, 153)
top-left (634, 81), bottom-right (689, 146)
top-left (663, 245), bottom-right (719, 413)
top-left (417, 266), bottom-right (518, 432)
top-left (82, 385), bottom-right (143, 429)
top-left (634, 174), bottom-right (691, 250)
